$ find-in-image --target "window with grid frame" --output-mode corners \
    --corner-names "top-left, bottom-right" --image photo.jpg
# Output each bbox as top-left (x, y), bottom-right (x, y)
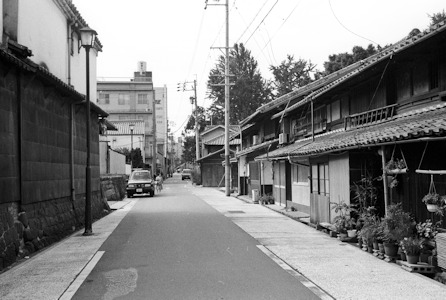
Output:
top-left (311, 162), bottom-right (329, 196)
top-left (137, 93), bottom-right (148, 104)
top-left (98, 93), bottom-right (109, 105)
top-left (293, 163), bottom-right (309, 184)
top-left (118, 94), bottom-right (130, 105)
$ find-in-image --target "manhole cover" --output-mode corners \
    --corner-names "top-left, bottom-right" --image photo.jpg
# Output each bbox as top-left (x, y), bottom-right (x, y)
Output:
top-left (227, 210), bottom-right (245, 214)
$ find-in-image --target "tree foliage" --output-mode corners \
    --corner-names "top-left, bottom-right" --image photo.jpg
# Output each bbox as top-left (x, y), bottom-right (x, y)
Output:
top-left (270, 55), bottom-right (318, 97)
top-left (115, 147), bottom-right (144, 168)
top-left (181, 135), bottom-right (196, 163)
top-left (207, 43), bottom-right (271, 125)
top-left (429, 10), bottom-right (446, 26)
top-left (323, 44), bottom-right (378, 75)
top-left (185, 106), bottom-right (207, 133)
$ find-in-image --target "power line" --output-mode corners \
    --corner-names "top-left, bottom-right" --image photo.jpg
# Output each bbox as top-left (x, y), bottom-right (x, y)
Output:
top-left (236, 0), bottom-right (269, 43)
top-left (186, 8), bottom-right (207, 79)
top-left (261, 0), bottom-right (302, 50)
top-left (245, 0), bottom-right (279, 45)
top-left (328, 0), bottom-right (378, 46)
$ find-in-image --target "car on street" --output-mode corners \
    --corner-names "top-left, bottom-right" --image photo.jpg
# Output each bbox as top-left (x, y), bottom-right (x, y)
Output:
top-left (181, 168), bottom-right (192, 180)
top-left (126, 170), bottom-right (155, 197)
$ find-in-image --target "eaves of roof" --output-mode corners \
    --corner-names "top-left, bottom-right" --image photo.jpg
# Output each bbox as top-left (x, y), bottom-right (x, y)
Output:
top-left (0, 47), bottom-right (107, 117)
top-left (57, 0), bottom-right (103, 50)
top-left (271, 20), bottom-right (446, 120)
top-left (236, 139), bottom-right (279, 157)
top-left (239, 58), bottom-right (365, 126)
top-left (257, 103), bottom-right (446, 160)
top-left (196, 148), bottom-right (225, 162)
top-left (204, 134), bottom-right (241, 146)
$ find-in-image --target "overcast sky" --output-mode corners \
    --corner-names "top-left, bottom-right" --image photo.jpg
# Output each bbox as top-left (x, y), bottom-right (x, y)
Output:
top-left (72, 0), bottom-right (445, 136)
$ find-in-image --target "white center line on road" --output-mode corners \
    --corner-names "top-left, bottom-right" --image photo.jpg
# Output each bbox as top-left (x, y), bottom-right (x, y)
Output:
top-left (59, 251), bottom-right (105, 300)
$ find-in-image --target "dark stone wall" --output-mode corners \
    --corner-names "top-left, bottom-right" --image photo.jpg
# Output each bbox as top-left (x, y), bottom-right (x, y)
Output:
top-left (100, 175), bottom-right (126, 202)
top-left (0, 60), bottom-right (20, 203)
top-left (0, 55), bottom-right (108, 270)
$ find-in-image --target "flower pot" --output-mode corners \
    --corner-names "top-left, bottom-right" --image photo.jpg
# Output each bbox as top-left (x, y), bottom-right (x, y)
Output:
top-left (406, 254), bottom-right (419, 264)
top-left (338, 233), bottom-right (348, 239)
top-left (373, 240), bottom-right (379, 250)
top-left (378, 243), bottom-right (384, 254)
top-left (383, 243), bottom-right (398, 257)
top-left (426, 204), bottom-right (438, 213)
top-left (420, 253), bottom-right (429, 263)
top-left (400, 252), bottom-right (407, 261)
top-left (347, 229), bottom-right (357, 238)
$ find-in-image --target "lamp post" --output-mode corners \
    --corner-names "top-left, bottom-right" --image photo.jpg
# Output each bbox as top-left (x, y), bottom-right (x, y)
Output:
top-left (80, 26), bottom-right (97, 236)
top-left (129, 123), bottom-right (135, 171)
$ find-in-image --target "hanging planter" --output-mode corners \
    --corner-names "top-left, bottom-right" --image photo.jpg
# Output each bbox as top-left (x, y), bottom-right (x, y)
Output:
top-left (426, 204), bottom-right (439, 213)
top-left (384, 145), bottom-right (408, 174)
top-left (421, 175), bottom-right (442, 212)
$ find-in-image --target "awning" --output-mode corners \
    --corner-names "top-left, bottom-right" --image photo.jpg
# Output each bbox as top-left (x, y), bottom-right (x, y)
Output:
top-left (256, 103), bottom-right (446, 160)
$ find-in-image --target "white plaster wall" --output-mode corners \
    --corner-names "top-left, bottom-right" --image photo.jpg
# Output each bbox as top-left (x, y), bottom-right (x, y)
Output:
top-left (329, 153), bottom-right (350, 221)
top-left (110, 150), bottom-right (126, 174)
top-left (17, 0), bottom-right (99, 99)
top-left (261, 161), bottom-right (273, 184)
top-left (18, 0), bottom-right (67, 80)
top-left (238, 155), bottom-right (247, 176)
top-left (291, 160), bottom-right (311, 207)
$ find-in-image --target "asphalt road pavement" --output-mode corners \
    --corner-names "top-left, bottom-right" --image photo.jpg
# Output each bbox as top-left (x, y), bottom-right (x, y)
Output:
top-left (73, 175), bottom-right (320, 300)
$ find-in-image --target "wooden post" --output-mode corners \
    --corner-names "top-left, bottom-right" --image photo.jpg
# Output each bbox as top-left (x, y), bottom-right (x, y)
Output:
top-left (380, 145), bottom-right (389, 216)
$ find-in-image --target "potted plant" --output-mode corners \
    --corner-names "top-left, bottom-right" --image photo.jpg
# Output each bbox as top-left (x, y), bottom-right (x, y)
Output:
top-left (422, 192), bottom-right (442, 212)
top-left (380, 204), bottom-right (414, 257)
top-left (259, 194), bottom-right (275, 205)
top-left (331, 200), bottom-right (356, 239)
top-left (356, 208), bottom-right (380, 252)
top-left (416, 219), bottom-right (441, 263)
top-left (384, 157), bottom-right (407, 174)
top-left (400, 237), bottom-right (422, 264)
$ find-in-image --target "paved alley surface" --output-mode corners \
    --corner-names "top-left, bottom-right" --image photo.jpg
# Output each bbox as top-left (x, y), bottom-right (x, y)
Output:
top-left (0, 177), bottom-right (445, 299)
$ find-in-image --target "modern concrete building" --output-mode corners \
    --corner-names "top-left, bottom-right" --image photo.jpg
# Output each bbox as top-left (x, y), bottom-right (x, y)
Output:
top-left (97, 62), bottom-right (156, 169)
top-left (154, 85), bottom-right (168, 174)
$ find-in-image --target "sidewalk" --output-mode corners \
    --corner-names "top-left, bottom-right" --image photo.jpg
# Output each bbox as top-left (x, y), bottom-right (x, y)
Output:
top-left (0, 199), bottom-right (135, 300)
top-left (1, 188), bottom-right (445, 299)
top-left (202, 187), bottom-right (446, 300)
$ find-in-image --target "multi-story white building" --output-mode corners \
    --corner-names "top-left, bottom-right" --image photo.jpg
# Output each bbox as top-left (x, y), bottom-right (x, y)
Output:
top-left (154, 85), bottom-right (168, 172)
top-left (97, 62), bottom-right (155, 167)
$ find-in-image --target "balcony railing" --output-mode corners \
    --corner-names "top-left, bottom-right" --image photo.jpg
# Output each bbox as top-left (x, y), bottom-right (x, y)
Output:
top-left (344, 104), bottom-right (397, 130)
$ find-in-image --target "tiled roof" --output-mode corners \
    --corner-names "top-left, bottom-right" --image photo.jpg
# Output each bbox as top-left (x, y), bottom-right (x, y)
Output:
top-left (273, 20), bottom-right (446, 119)
top-left (106, 120), bottom-right (145, 135)
top-left (0, 48), bottom-right (108, 117)
top-left (236, 139), bottom-right (279, 157)
top-left (257, 104), bottom-right (446, 160)
top-left (204, 134), bottom-right (240, 146)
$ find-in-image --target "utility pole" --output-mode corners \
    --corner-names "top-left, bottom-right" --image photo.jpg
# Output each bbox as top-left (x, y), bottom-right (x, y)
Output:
top-left (207, 0), bottom-right (231, 196)
top-left (177, 80), bottom-right (200, 162)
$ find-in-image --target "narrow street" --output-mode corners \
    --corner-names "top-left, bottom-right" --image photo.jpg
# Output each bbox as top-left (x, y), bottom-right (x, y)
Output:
top-left (72, 174), bottom-right (320, 300)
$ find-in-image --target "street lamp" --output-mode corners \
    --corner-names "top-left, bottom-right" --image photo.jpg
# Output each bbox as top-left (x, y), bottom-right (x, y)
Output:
top-left (80, 26), bottom-right (97, 236)
top-left (129, 123), bottom-right (135, 171)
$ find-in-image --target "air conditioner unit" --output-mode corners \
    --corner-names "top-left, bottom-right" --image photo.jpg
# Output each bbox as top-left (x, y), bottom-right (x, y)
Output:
top-left (279, 133), bottom-right (289, 145)
top-left (252, 135), bottom-right (259, 145)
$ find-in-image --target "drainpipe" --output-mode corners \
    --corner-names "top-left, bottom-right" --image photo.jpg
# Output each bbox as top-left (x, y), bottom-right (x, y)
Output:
top-left (311, 100), bottom-right (314, 141)
top-left (67, 21), bottom-right (75, 85)
top-left (380, 145), bottom-right (389, 216)
top-left (17, 70), bottom-right (23, 210)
